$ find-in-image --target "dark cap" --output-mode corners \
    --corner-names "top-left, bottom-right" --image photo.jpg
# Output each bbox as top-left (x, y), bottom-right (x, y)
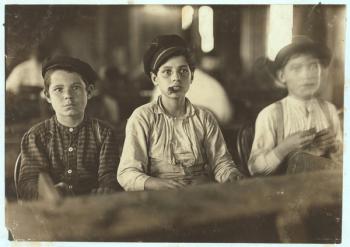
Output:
top-left (273, 35), bottom-right (332, 73)
top-left (42, 56), bottom-right (97, 85)
top-left (143, 34), bottom-right (195, 78)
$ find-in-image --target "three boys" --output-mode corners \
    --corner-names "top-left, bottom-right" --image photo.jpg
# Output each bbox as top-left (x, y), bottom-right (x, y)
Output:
top-left (18, 35), bottom-right (343, 199)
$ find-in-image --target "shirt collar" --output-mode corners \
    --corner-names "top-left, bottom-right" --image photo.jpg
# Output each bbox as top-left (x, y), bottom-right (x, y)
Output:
top-left (286, 95), bottom-right (317, 114)
top-left (153, 95), bottom-right (196, 118)
top-left (54, 115), bottom-right (88, 133)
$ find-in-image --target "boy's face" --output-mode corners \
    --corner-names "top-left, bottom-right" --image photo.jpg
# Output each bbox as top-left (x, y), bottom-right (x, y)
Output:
top-left (151, 55), bottom-right (192, 100)
top-left (45, 70), bottom-right (93, 119)
top-left (277, 54), bottom-right (321, 100)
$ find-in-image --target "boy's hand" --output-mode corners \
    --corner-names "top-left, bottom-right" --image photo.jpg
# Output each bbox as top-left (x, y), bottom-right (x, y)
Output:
top-left (144, 177), bottom-right (187, 191)
top-left (276, 129), bottom-right (316, 158)
top-left (313, 128), bottom-right (338, 152)
top-left (54, 182), bottom-right (69, 195)
top-left (227, 170), bottom-right (244, 182)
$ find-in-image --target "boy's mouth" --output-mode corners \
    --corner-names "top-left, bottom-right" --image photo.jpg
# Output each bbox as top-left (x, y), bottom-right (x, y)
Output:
top-left (168, 86), bottom-right (181, 93)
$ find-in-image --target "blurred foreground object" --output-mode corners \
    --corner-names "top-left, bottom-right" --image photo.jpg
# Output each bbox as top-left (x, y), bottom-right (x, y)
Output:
top-left (7, 169), bottom-right (341, 243)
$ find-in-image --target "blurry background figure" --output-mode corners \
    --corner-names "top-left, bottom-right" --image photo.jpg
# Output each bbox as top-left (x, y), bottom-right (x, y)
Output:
top-left (5, 43), bottom-right (52, 123)
top-left (98, 64), bottom-right (140, 125)
top-left (151, 68), bottom-right (233, 126)
top-left (85, 72), bottom-right (120, 127)
top-left (199, 51), bottom-right (224, 85)
top-left (110, 46), bottom-right (129, 77)
top-left (5, 43), bottom-right (48, 94)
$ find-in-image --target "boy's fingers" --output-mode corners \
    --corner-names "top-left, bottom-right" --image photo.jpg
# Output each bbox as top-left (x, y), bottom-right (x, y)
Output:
top-left (318, 139), bottom-right (336, 148)
top-left (315, 133), bottom-right (336, 143)
top-left (175, 180), bottom-right (188, 186)
top-left (300, 131), bottom-right (315, 137)
top-left (300, 136), bottom-right (314, 147)
top-left (170, 180), bottom-right (186, 188)
top-left (316, 128), bottom-right (329, 135)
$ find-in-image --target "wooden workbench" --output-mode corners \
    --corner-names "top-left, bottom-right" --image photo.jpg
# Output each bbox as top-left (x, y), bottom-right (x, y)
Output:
top-left (6, 169), bottom-right (342, 243)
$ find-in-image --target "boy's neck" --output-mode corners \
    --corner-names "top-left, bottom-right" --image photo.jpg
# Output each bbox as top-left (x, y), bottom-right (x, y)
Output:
top-left (56, 114), bottom-right (84, 127)
top-left (160, 96), bottom-right (186, 117)
top-left (288, 94), bottom-right (315, 103)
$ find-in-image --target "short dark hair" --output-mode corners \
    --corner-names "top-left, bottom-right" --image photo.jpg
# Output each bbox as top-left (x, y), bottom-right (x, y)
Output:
top-left (43, 67), bottom-right (91, 93)
top-left (143, 34), bottom-right (196, 78)
top-left (42, 55), bottom-right (97, 93)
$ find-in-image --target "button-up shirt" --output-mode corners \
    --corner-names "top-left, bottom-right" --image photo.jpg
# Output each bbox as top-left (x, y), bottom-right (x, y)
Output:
top-left (248, 96), bottom-right (343, 175)
top-left (117, 97), bottom-right (240, 191)
top-left (18, 115), bottom-right (120, 200)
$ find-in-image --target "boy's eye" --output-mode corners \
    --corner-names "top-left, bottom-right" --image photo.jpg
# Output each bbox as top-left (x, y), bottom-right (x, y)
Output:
top-left (309, 62), bottom-right (319, 70)
top-left (180, 68), bottom-right (189, 75)
top-left (54, 88), bottom-right (63, 93)
top-left (162, 70), bottom-right (172, 76)
top-left (73, 85), bottom-right (81, 90)
top-left (290, 65), bottom-right (301, 72)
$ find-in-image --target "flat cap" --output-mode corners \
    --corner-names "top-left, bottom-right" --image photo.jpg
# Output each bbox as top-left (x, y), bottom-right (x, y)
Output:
top-left (42, 56), bottom-right (97, 85)
top-left (143, 34), bottom-right (194, 78)
top-left (272, 35), bottom-right (332, 73)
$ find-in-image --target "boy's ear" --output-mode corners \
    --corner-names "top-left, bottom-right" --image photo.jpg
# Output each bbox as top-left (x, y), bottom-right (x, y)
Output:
top-left (44, 90), bottom-right (52, 104)
top-left (276, 69), bottom-right (286, 85)
top-left (150, 72), bottom-right (158, 86)
top-left (86, 84), bottom-right (95, 99)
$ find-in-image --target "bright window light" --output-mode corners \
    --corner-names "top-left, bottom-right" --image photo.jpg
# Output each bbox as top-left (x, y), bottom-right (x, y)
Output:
top-left (267, 5), bottom-right (293, 60)
top-left (199, 6), bottom-right (214, 53)
top-left (182, 6), bottom-right (194, 30)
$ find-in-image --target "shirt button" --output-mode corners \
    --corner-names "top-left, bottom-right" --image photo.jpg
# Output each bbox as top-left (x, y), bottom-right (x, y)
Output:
top-left (67, 169), bottom-right (72, 174)
top-left (68, 147), bottom-right (74, 152)
top-left (69, 128), bottom-right (74, 132)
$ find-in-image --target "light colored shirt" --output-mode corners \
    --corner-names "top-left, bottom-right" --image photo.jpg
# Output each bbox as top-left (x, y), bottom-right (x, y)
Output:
top-left (117, 96), bottom-right (240, 191)
top-left (6, 58), bottom-right (44, 94)
top-left (248, 96), bottom-right (343, 175)
top-left (151, 69), bottom-right (233, 125)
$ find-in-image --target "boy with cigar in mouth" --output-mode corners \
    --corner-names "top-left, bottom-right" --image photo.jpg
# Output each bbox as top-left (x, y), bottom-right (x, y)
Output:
top-left (117, 34), bottom-right (243, 191)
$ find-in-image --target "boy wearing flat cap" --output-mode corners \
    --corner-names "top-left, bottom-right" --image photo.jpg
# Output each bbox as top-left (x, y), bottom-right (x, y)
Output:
top-left (18, 56), bottom-right (121, 200)
top-left (117, 34), bottom-right (243, 191)
top-left (248, 36), bottom-right (343, 176)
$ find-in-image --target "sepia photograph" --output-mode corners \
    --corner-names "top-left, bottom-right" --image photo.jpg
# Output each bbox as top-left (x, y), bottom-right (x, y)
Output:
top-left (4, 3), bottom-right (345, 244)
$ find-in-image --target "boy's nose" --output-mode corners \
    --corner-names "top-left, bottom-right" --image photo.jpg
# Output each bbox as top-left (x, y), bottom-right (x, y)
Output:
top-left (303, 66), bottom-right (317, 77)
top-left (171, 71), bottom-right (180, 81)
top-left (63, 89), bottom-right (73, 98)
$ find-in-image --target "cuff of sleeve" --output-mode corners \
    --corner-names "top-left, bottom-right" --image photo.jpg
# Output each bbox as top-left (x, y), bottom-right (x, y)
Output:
top-left (133, 174), bottom-right (151, 191)
top-left (265, 150), bottom-right (282, 169)
top-left (217, 167), bottom-right (240, 183)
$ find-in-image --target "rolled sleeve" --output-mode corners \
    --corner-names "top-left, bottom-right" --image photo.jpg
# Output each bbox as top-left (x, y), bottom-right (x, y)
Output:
top-left (203, 111), bottom-right (241, 183)
top-left (248, 105), bottom-right (282, 176)
top-left (117, 112), bottom-right (152, 191)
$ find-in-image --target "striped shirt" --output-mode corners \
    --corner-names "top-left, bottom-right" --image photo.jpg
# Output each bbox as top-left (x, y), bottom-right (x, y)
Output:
top-left (18, 115), bottom-right (120, 200)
